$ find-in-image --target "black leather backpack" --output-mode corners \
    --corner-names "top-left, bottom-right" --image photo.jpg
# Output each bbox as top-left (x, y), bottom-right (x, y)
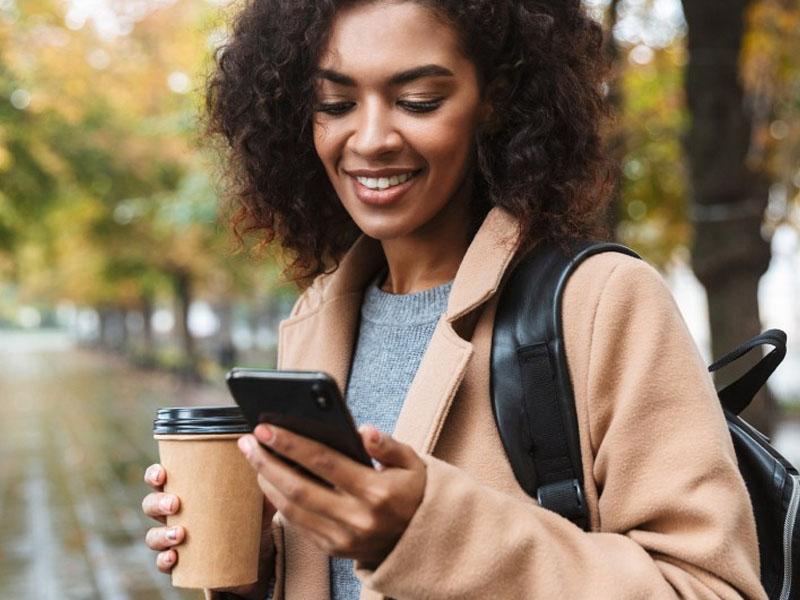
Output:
top-left (490, 240), bottom-right (798, 599)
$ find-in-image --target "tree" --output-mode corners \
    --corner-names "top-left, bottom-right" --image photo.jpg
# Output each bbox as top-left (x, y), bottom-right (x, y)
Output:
top-left (680, 0), bottom-right (776, 433)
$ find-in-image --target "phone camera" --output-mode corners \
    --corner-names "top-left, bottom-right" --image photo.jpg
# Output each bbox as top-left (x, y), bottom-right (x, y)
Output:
top-left (315, 395), bottom-right (330, 410)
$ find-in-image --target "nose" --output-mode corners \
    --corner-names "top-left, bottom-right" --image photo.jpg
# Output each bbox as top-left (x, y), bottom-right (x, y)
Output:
top-left (348, 97), bottom-right (403, 158)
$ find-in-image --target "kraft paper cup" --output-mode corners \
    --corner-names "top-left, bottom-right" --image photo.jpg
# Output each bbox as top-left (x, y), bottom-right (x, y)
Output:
top-left (153, 406), bottom-right (262, 589)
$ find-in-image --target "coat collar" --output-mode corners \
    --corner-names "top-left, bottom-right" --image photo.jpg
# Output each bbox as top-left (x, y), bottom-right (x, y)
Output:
top-left (298, 206), bottom-right (521, 322)
top-left (445, 207), bottom-right (521, 321)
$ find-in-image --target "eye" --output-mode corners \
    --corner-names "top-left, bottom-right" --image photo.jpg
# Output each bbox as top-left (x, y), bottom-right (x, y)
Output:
top-left (315, 102), bottom-right (355, 116)
top-left (398, 99), bottom-right (443, 113)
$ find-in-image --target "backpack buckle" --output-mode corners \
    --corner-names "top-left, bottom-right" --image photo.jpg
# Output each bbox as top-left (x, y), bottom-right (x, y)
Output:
top-left (536, 479), bottom-right (588, 528)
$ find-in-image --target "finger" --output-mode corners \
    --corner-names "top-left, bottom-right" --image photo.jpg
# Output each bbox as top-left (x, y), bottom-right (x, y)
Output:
top-left (257, 472), bottom-right (347, 553)
top-left (240, 435), bottom-right (358, 522)
top-left (251, 425), bottom-right (372, 495)
top-left (359, 425), bottom-right (420, 469)
top-left (142, 492), bottom-right (180, 521)
top-left (145, 526), bottom-right (185, 551)
top-left (144, 464), bottom-right (166, 490)
top-left (156, 549), bottom-right (178, 573)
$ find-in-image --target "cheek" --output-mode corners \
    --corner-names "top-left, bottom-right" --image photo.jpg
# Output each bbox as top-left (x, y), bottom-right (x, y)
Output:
top-left (414, 110), bottom-right (479, 178)
top-left (312, 122), bottom-right (341, 174)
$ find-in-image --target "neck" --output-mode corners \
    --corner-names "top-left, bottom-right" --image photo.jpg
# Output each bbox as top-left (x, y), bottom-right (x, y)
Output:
top-left (379, 189), bottom-right (475, 295)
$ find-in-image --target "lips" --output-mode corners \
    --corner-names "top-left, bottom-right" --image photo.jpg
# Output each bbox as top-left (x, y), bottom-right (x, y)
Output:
top-left (348, 169), bottom-right (423, 207)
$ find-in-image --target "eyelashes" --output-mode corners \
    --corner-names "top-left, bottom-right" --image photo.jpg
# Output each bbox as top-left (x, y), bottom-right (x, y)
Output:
top-left (398, 99), bottom-right (443, 113)
top-left (315, 102), bottom-right (354, 116)
top-left (315, 98), bottom-right (444, 116)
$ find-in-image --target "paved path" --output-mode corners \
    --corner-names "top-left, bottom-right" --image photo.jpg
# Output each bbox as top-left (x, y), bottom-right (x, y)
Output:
top-left (0, 332), bottom-right (225, 600)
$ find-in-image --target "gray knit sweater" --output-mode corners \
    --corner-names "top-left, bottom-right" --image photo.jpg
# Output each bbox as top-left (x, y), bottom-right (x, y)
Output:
top-left (330, 272), bottom-right (453, 600)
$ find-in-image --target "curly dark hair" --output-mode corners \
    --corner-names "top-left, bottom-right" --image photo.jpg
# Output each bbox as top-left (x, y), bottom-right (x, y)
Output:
top-left (205, 0), bottom-right (613, 284)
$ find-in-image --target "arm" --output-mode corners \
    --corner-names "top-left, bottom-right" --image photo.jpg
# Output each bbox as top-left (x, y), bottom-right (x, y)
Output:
top-left (354, 256), bottom-right (765, 599)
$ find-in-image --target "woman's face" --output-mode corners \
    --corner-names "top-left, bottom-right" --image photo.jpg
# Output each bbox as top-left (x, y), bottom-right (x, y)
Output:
top-left (313, 1), bottom-right (488, 242)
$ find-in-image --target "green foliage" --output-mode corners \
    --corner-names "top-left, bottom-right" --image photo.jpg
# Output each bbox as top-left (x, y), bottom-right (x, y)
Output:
top-left (1, 0), bottom-right (797, 344)
top-left (616, 45), bottom-right (691, 267)
top-left (743, 0), bottom-right (800, 226)
top-left (0, 0), bottom-right (276, 318)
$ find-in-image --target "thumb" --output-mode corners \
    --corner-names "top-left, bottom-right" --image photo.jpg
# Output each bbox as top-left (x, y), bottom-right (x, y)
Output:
top-left (359, 425), bottom-right (418, 469)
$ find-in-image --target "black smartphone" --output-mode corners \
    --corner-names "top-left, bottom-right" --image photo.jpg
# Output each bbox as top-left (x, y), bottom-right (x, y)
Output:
top-left (225, 368), bottom-right (373, 475)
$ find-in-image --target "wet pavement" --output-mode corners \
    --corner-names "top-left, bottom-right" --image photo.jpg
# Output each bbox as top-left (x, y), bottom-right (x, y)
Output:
top-left (1, 330), bottom-right (799, 599)
top-left (0, 332), bottom-right (229, 600)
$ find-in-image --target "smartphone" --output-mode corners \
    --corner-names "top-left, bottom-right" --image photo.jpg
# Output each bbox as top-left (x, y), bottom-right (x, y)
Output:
top-left (225, 368), bottom-right (373, 476)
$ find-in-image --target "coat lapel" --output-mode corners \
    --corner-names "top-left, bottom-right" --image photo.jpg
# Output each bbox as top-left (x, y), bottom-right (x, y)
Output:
top-left (276, 207), bottom-right (521, 600)
top-left (390, 319), bottom-right (474, 453)
top-left (278, 234), bottom-right (386, 392)
top-left (277, 236), bottom-right (385, 600)
top-left (392, 207), bottom-right (521, 454)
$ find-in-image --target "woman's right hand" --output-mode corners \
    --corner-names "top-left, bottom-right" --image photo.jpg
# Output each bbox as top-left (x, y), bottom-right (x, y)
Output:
top-left (142, 463), bottom-right (277, 599)
top-left (142, 463), bottom-right (185, 573)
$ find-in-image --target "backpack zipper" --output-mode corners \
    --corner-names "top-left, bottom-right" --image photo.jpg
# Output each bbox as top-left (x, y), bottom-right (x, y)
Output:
top-left (779, 473), bottom-right (800, 600)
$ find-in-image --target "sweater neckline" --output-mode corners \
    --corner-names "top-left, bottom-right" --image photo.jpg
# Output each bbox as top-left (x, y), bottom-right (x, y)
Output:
top-left (361, 271), bottom-right (453, 326)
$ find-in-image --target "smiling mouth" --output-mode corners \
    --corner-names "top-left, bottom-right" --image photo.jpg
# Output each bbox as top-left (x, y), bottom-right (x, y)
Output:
top-left (353, 170), bottom-right (422, 191)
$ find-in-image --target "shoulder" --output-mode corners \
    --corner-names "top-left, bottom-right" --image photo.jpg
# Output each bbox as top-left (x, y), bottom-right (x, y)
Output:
top-left (562, 251), bottom-right (682, 335)
top-left (562, 249), bottom-right (715, 448)
top-left (560, 250), bottom-right (706, 437)
top-left (568, 250), bottom-right (671, 302)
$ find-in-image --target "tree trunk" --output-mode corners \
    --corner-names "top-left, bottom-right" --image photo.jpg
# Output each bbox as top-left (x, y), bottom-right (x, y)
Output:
top-left (142, 296), bottom-right (154, 351)
top-left (117, 307), bottom-right (129, 352)
top-left (97, 306), bottom-right (111, 348)
top-left (680, 0), bottom-right (777, 435)
top-left (215, 299), bottom-right (237, 368)
top-left (141, 294), bottom-right (155, 364)
top-left (172, 269), bottom-right (197, 376)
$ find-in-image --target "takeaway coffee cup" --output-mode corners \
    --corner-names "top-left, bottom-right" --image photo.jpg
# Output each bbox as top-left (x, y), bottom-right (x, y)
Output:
top-left (153, 406), bottom-right (262, 589)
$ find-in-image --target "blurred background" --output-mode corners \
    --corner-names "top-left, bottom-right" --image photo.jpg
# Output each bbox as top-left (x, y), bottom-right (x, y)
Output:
top-left (0, 0), bottom-right (798, 597)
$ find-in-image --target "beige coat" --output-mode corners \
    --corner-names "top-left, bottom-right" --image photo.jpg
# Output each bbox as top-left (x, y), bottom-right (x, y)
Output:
top-left (211, 207), bottom-right (765, 599)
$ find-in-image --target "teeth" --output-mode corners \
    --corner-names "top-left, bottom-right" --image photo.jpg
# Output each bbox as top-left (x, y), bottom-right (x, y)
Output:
top-left (356, 172), bottom-right (415, 190)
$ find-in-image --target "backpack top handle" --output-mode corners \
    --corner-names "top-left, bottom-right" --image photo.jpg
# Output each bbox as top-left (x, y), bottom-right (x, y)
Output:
top-left (708, 329), bottom-right (788, 416)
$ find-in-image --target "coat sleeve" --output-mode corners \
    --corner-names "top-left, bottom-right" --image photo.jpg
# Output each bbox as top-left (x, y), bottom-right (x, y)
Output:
top-left (354, 255), bottom-right (766, 599)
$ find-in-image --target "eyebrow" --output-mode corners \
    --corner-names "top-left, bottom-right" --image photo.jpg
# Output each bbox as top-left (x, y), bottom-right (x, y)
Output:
top-left (316, 64), bottom-right (454, 86)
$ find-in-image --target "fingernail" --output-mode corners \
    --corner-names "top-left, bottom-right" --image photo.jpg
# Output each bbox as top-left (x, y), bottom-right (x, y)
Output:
top-left (238, 435), bottom-right (255, 454)
top-left (145, 465), bottom-right (160, 482)
top-left (163, 551), bottom-right (174, 563)
top-left (166, 527), bottom-right (178, 541)
top-left (256, 425), bottom-right (274, 445)
top-left (159, 496), bottom-right (174, 513)
top-left (370, 429), bottom-right (381, 445)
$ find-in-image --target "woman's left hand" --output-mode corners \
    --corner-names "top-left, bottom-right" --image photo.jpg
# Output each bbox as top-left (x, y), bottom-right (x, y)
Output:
top-left (237, 423), bottom-right (426, 569)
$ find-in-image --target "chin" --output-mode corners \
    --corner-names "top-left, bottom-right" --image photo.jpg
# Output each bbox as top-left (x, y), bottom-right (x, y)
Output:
top-left (349, 214), bottom-right (421, 241)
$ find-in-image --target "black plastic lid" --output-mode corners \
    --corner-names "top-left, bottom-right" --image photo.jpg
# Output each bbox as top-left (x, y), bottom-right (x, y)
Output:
top-left (153, 406), bottom-right (251, 435)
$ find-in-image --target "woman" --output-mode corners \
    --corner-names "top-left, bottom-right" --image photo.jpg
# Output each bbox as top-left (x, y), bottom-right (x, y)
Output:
top-left (142, 1), bottom-right (766, 598)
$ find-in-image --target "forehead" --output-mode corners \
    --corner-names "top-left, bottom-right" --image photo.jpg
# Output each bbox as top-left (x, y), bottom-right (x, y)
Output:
top-left (319, 1), bottom-right (466, 74)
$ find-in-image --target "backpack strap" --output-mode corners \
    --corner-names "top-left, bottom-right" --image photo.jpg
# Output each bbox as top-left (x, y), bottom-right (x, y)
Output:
top-left (708, 329), bottom-right (787, 415)
top-left (491, 240), bottom-right (640, 529)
